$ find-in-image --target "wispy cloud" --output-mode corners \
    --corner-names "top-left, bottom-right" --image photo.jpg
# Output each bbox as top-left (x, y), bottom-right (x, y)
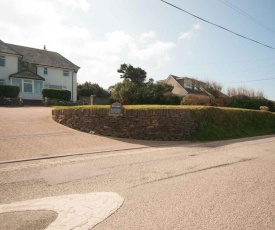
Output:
top-left (193, 23), bottom-right (200, 30)
top-left (178, 23), bottom-right (201, 40)
top-left (178, 31), bottom-right (193, 40)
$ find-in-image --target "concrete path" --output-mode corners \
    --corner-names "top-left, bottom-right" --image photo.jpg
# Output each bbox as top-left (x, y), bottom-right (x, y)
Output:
top-left (0, 192), bottom-right (123, 230)
top-left (0, 107), bottom-right (181, 163)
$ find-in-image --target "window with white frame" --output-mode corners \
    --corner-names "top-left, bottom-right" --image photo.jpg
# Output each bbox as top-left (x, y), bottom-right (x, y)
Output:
top-left (34, 81), bottom-right (42, 93)
top-left (11, 78), bottom-right (43, 94)
top-left (44, 68), bottom-right (48, 75)
top-left (49, 85), bottom-right (62, 89)
top-left (184, 79), bottom-right (193, 89)
top-left (11, 78), bottom-right (22, 92)
top-left (0, 79), bottom-right (5, 85)
top-left (23, 80), bottom-right (33, 93)
top-left (44, 84), bottom-right (67, 90)
top-left (63, 70), bottom-right (69, 77)
top-left (0, 56), bottom-right (5, 67)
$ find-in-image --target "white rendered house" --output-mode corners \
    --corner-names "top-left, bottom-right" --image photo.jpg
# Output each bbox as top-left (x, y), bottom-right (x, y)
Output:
top-left (0, 40), bottom-right (80, 101)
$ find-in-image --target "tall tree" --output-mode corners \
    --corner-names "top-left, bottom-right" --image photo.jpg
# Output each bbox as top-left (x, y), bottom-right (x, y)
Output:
top-left (77, 82), bottom-right (110, 98)
top-left (117, 64), bottom-right (147, 85)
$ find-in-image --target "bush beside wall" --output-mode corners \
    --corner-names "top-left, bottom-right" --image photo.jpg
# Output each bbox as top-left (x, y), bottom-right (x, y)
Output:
top-left (189, 107), bottom-right (275, 141)
top-left (0, 85), bottom-right (20, 98)
top-left (228, 95), bottom-right (275, 112)
top-left (42, 89), bottom-right (71, 101)
top-left (52, 106), bottom-right (275, 141)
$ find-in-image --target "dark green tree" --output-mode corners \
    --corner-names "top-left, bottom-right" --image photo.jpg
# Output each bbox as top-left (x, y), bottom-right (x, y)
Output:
top-left (117, 63), bottom-right (147, 85)
top-left (77, 82), bottom-right (110, 98)
top-left (109, 78), bottom-right (182, 105)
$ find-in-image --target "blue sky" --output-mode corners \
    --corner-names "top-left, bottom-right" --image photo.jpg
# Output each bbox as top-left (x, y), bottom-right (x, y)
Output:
top-left (1, 0), bottom-right (275, 99)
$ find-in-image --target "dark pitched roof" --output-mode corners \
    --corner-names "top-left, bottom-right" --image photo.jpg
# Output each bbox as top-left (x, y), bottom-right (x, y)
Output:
top-left (6, 43), bottom-right (80, 71)
top-left (9, 70), bottom-right (45, 81)
top-left (0, 40), bottom-right (21, 56)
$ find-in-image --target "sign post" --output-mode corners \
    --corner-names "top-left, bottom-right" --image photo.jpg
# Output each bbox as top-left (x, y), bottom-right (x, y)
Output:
top-left (109, 102), bottom-right (123, 116)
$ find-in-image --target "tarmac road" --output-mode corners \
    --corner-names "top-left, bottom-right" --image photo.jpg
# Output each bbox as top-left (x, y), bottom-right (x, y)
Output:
top-left (0, 135), bottom-right (274, 229)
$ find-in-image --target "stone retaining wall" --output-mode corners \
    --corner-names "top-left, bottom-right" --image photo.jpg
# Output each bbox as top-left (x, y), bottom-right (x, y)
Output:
top-left (52, 108), bottom-right (197, 141)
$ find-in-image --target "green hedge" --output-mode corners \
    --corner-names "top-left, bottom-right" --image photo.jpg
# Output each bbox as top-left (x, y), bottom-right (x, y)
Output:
top-left (0, 85), bottom-right (20, 98)
top-left (189, 107), bottom-right (275, 141)
top-left (228, 95), bottom-right (275, 112)
top-left (42, 88), bottom-right (71, 101)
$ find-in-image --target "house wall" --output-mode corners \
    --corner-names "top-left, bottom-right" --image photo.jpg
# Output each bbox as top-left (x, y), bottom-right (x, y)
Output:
top-left (37, 66), bottom-right (77, 101)
top-left (19, 92), bottom-right (43, 100)
top-left (72, 71), bottom-right (77, 101)
top-left (0, 54), bottom-right (18, 84)
top-left (166, 77), bottom-right (188, 96)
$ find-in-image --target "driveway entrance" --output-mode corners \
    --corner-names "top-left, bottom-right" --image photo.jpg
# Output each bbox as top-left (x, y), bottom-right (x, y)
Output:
top-left (0, 107), bottom-right (178, 163)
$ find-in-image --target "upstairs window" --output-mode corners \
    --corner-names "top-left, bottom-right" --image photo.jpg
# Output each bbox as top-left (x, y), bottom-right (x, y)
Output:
top-left (22, 62), bottom-right (28, 67)
top-left (63, 70), bottom-right (69, 77)
top-left (0, 56), bottom-right (5, 67)
top-left (44, 68), bottom-right (48, 75)
top-left (184, 79), bottom-right (193, 89)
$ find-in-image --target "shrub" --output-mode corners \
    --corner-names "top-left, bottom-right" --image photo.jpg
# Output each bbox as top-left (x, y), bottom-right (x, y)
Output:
top-left (228, 95), bottom-right (275, 112)
top-left (189, 107), bottom-right (275, 141)
top-left (77, 82), bottom-right (110, 98)
top-left (42, 88), bottom-right (71, 101)
top-left (109, 79), bottom-right (182, 105)
top-left (182, 94), bottom-right (211, 106)
top-left (212, 95), bottom-right (231, 107)
top-left (0, 85), bottom-right (20, 98)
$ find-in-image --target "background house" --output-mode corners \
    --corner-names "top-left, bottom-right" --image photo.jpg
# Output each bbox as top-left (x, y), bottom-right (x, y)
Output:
top-left (0, 40), bottom-right (80, 101)
top-left (158, 75), bottom-right (210, 97)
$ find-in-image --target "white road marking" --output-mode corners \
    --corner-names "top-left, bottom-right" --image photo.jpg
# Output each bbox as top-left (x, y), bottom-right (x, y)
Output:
top-left (0, 192), bottom-right (124, 230)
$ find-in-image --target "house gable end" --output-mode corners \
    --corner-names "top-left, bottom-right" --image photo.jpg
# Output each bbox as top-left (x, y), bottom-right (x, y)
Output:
top-left (0, 40), bottom-right (22, 57)
top-left (165, 75), bottom-right (188, 96)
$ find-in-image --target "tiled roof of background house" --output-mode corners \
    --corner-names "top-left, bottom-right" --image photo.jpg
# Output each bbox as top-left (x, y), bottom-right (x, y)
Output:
top-left (0, 40), bottom-right (21, 56)
top-left (169, 75), bottom-right (209, 96)
top-left (7, 43), bottom-right (80, 71)
top-left (9, 70), bottom-right (45, 81)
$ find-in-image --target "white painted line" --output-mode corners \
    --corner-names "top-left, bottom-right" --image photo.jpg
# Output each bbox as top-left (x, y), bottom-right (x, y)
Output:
top-left (0, 192), bottom-right (124, 230)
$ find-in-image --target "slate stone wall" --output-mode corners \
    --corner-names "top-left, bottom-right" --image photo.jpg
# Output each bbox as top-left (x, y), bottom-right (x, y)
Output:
top-left (52, 108), bottom-right (196, 141)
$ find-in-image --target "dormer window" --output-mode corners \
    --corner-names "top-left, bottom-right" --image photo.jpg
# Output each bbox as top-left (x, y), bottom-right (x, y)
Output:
top-left (0, 56), bottom-right (5, 67)
top-left (63, 70), bottom-right (69, 77)
top-left (184, 79), bottom-right (193, 89)
top-left (44, 68), bottom-right (48, 75)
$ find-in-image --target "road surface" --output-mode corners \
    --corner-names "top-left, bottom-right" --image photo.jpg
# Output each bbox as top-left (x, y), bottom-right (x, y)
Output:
top-left (0, 135), bottom-right (274, 229)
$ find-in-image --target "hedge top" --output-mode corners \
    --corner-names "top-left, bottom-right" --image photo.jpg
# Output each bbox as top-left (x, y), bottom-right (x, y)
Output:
top-left (53, 104), bottom-right (274, 113)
